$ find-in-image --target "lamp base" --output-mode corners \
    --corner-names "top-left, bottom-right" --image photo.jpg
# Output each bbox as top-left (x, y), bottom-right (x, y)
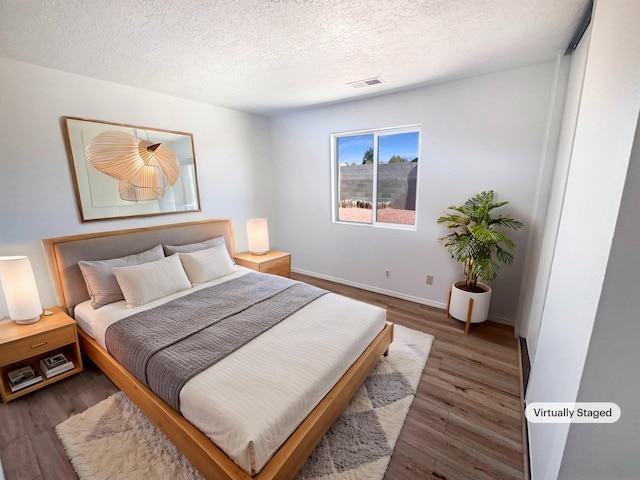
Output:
top-left (15, 316), bottom-right (40, 325)
top-left (250, 251), bottom-right (268, 256)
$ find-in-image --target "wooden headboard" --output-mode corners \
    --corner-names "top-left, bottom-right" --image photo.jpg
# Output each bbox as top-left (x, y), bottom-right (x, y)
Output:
top-left (42, 219), bottom-right (235, 317)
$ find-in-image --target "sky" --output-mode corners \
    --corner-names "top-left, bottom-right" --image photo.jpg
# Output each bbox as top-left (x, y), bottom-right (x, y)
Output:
top-left (337, 131), bottom-right (419, 165)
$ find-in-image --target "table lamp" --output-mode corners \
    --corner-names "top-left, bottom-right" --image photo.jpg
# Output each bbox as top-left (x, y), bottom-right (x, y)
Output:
top-left (0, 256), bottom-right (42, 324)
top-left (247, 218), bottom-right (269, 255)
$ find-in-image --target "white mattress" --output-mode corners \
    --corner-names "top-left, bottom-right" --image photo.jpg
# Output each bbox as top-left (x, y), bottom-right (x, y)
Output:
top-left (74, 267), bottom-right (386, 475)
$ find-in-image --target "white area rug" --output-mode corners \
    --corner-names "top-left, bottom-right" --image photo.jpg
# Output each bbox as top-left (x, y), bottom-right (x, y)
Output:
top-left (56, 325), bottom-right (433, 480)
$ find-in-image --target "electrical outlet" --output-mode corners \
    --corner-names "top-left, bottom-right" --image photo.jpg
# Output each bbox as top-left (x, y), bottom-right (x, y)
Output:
top-left (385, 269), bottom-right (391, 278)
top-left (426, 275), bottom-right (434, 285)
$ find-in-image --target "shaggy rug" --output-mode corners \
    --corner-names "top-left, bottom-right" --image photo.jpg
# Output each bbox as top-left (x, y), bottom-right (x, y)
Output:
top-left (56, 325), bottom-right (433, 480)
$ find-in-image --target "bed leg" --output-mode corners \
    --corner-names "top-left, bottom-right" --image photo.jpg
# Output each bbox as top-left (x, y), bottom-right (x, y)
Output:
top-left (383, 348), bottom-right (390, 357)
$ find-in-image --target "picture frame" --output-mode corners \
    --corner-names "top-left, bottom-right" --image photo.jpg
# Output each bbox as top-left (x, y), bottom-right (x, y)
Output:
top-left (62, 117), bottom-right (201, 222)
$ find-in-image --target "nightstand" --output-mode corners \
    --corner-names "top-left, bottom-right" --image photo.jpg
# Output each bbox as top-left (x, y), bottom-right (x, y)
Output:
top-left (0, 306), bottom-right (83, 403)
top-left (234, 250), bottom-right (291, 278)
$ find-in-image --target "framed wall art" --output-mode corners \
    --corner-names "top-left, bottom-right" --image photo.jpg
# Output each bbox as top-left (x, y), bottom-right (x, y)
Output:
top-left (63, 117), bottom-right (201, 222)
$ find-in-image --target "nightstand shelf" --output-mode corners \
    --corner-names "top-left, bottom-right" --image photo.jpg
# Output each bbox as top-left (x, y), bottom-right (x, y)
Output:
top-left (234, 250), bottom-right (291, 278)
top-left (0, 307), bottom-right (83, 403)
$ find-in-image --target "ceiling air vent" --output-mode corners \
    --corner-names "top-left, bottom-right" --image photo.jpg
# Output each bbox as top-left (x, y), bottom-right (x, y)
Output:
top-left (347, 77), bottom-right (383, 89)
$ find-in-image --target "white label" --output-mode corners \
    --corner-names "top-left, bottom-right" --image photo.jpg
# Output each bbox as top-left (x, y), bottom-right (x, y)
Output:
top-left (525, 402), bottom-right (621, 423)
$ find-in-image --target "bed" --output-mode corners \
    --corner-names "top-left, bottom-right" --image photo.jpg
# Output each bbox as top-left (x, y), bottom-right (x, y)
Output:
top-left (42, 219), bottom-right (393, 480)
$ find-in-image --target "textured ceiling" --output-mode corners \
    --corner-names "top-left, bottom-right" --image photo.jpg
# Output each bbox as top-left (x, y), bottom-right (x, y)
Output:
top-left (0, 0), bottom-right (588, 116)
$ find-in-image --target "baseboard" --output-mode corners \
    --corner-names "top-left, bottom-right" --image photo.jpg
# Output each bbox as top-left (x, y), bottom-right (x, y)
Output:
top-left (292, 268), bottom-right (516, 327)
top-left (292, 268), bottom-right (447, 310)
top-left (488, 313), bottom-right (516, 327)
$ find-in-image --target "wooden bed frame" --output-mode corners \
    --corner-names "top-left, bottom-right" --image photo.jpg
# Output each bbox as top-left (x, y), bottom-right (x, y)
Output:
top-left (42, 219), bottom-right (394, 480)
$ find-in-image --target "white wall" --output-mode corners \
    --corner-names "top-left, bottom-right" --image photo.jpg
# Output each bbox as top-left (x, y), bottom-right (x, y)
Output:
top-left (0, 58), bottom-right (272, 316)
top-left (517, 29), bottom-right (590, 358)
top-left (526, 1), bottom-right (640, 478)
top-left (559, 110), bottom-right (640, 480)
top-left (269, 62), bottom-right (559, 324)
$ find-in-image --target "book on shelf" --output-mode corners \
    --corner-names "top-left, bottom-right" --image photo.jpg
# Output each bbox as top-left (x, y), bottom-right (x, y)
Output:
top-left (7, 365), bottom-right (43, 392)
top-left (42, 352), bottom-right (68, 369)
top-left (39, 353), bottom-right (75, 379)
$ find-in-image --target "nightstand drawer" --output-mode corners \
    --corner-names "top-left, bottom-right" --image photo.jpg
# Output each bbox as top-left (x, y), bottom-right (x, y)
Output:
top-left (1, 325), bottom-right (76, 366)
top-left (261, 256), bottom-right (291, 276)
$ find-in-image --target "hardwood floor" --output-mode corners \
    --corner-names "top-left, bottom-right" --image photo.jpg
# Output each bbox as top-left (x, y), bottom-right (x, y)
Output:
top-left (0, 274), bottom-right (525, 480)
top-left (293, 274), bottom-right (526, 480)
top-left (0, 358), bottom-right (119, 480)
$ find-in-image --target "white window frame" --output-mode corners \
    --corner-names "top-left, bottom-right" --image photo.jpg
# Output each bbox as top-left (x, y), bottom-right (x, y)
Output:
top-left (331, 124), bottom-right (421, 230)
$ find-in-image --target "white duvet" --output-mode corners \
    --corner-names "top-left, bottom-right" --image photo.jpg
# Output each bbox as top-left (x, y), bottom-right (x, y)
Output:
top-left (74, 267), bottom-right (387, 475)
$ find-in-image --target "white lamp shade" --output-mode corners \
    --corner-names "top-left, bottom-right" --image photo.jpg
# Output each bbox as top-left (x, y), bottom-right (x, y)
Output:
top-left (0, 256), bottom-right (42, 324)
top-left (247, 218), bottom-right (270, 255)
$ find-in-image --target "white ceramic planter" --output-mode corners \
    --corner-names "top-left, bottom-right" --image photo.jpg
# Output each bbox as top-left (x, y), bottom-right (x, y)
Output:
top-left (448, 281), bottom-right (492, 324)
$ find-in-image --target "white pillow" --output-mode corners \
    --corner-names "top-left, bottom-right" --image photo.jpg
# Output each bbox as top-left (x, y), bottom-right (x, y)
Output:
top-left (179, 243), bottom-right (237, 284)
top-left (113, 254), bottom-right (191, 307)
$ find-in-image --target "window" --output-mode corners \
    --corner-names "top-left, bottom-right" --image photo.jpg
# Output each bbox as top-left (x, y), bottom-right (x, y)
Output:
top-left (331, 125), bottom-right (420, 228)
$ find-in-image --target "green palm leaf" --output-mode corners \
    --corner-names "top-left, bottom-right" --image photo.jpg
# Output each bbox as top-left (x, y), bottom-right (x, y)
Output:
top-left (437, 190), bottom-right (523, 289)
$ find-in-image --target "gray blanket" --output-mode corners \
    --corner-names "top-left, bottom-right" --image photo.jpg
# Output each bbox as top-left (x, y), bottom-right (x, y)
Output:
top-left (105, 272), bottom-right (328, 410)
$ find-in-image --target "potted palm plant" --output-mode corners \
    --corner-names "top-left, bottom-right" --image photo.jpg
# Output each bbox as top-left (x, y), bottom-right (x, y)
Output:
top-left (437, 190), bottom-right (523, 332)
